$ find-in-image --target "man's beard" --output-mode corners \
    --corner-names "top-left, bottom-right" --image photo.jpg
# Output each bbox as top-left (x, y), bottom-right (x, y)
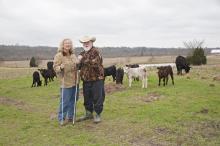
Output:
top-left (83, 46), bottom-right (92, 52)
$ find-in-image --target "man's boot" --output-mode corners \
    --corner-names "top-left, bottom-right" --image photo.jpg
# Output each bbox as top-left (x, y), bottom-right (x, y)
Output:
top-left (77, 111), bottom-right (93, 122)
top-left (94, 114), bottom-right (101, 123)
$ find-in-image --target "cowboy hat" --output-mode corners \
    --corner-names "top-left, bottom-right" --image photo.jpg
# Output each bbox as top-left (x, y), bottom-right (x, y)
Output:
top-left (79, 36), bottom-right (96, 43)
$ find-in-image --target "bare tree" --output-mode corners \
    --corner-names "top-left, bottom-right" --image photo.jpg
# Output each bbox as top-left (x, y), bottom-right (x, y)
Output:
top-left (183, 39), bottom-right (205, 56)
top-left (183, 39), bottom-right (207, 65)
top-left (183, 39), bottom-right (205, 49)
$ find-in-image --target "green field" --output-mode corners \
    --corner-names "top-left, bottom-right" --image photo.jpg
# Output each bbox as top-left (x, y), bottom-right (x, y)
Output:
top-left (0, 65), bottom-right (220, 146)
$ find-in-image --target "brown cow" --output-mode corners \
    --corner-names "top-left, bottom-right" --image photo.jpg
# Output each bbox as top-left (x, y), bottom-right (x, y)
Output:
top-left (157, 66), bottom-right (174, 86)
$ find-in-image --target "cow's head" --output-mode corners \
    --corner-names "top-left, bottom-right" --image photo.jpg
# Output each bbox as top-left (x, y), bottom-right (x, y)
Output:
top-left (123, 66), bottom-right (129, 74)
top-left (38, 69), bottom-right (46, 73)
top-left (185, 66), bottom-right (191, 73)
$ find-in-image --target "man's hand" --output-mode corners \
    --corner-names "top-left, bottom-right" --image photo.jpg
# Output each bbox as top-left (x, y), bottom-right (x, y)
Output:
top-left (78, 55), bottom-right (83, 61)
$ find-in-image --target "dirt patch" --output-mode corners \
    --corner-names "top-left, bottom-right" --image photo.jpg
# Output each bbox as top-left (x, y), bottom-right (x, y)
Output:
top-left (0, 96), bottom-right (25, 107)
top-left (104, 83), bottom-right (126, 94)
top-left (139, 92), bottom-right (164, 103)
top-left (213, 75), bottom-right (220, 81)
top-left (199, 108), bottom-right (209, 114)
top-left (79, 83), bottom-right (126, 96)
top-left (154, 127), bottom-right (174, 135)
top-left (179, 120), bottom-right (220, 140)
top-left (201, 76), bottom-right (208, 80)
top-left (129, 133), bottom-right (168, 146)
top-left (50, 112), bottom-right (57, 120)
top-left (0, 96), bottom-right (33, 111)
top-left (194, 108), bottom-right (209, 115)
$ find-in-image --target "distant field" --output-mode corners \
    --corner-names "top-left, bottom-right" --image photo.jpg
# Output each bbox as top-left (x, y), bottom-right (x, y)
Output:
top-left (0, 55), bottom-right (219, 67)
top-left (0, 63), bottom-right (220, 145)
top-left (0, 55), bottom-right (219, 79)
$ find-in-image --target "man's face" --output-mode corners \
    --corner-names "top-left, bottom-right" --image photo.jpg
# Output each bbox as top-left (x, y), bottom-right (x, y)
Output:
top-left (82, 41), bottom-right (93, 51)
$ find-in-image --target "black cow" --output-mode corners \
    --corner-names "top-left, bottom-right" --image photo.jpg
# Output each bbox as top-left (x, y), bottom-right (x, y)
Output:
top-left (116, 68), bottom-right (124, 84)
top-left (104, 65), bottom-right (116, 81)
top-left (47, 61), bottom-right (54, 70)
top-left (175, 56), bottom-right (191, 75)
top-left (48, 69), bottom-right (56, 82)
top-left (157, 66), bottom-right (174, 86)
top-left (31, 71), bottom-right (42, 87)
top-left (47, 61), bottom-right (56, 80)
top-left (38, 69), bottom-right (51, 86)
top-left (126, 64), bottom-right (139, 68)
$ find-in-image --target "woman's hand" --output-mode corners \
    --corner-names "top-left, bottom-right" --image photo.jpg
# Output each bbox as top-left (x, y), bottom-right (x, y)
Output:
top-left (60, 64), bottom-right (65, 70)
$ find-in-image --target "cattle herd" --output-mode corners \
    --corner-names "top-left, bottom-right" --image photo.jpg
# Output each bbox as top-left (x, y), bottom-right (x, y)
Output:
top-left (31, 56), bottom-right (191, 88)
top-left (31, 61), bottom-right (56, 87)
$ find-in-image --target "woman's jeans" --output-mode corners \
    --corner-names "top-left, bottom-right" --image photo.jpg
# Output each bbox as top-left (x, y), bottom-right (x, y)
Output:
top-left (58, 85), bottom-right (79, 122)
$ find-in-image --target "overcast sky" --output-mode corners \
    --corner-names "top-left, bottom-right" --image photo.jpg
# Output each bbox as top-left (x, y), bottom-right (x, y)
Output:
top-left (0, 0), bottom-right (220, 47)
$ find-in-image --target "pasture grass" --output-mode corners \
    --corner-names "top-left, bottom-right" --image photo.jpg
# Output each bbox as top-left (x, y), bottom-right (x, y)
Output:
top-left (0, 65), bottom-right (220, 146)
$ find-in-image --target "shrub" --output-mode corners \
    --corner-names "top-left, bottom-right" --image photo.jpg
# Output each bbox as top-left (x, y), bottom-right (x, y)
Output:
top-left (187, 48), bottom-right (207, 65)
top-left (30, 56), bottom-right (38, 67)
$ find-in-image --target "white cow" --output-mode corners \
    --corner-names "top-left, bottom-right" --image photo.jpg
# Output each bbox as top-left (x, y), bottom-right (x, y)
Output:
top-left (123, 67), bottom-right (148, 88)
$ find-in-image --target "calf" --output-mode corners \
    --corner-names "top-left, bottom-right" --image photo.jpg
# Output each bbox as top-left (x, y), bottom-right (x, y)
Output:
top-left (126, 64), bottom-right (140, 81)
top-left (48, 69), bottom-right (56, 82)
top-left (104, 65), bottom-right (116, 81)
top-left (31, 71), bottom-right (42, 87)
top-left (175, 56), bottom-right (191, 75)
top-left (123, 67), bottom-right (147, 88)
top-left (47, 61), bottom-right (56, 80)
top-left (116, 68), bottom-right (124, 84)
top-left (38, 69), bottom-right (50, 86)
top-left (157, 65), bottom-right (174, 86)
top-left (47, 61), bottom-right (54, 70)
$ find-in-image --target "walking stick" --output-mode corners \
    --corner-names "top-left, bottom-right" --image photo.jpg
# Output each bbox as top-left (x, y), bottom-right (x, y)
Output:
top-left (61, 76), bottom-right (64, 125)
top-left (73, 68), bottom-right (79, 125)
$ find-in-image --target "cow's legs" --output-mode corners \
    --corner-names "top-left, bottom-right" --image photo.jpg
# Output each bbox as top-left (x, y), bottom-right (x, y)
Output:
top-left (112, 75), bottom-right (115, 82)
top-left (143, 77), bottom-right (147, 88)
top-left (158, 77), bottom-right (161, 86)
top-left (165, 76), bottom-right (168, 85)
top-left (44, 78), bottom-right (48, 86)
top-left (170, 74), bottom-right (174, 85)
top-left (129, 77), bottom-right (132, 87)
top-left (31, 80), bottom-right (34, 87)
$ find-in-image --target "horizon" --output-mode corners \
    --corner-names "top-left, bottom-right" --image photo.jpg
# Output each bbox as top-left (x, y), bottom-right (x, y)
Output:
top-left (0, 43), bottom-right (220, 49)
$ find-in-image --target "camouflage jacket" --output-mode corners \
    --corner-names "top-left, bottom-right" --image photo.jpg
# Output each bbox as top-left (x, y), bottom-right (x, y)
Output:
top-left (79, 47), bottom-right (104, 81)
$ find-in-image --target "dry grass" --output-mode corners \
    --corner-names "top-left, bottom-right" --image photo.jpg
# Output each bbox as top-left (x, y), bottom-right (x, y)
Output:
top-left (1, 55), bottom-right (219, 68)
top-left (0, 67), bottom-right (37, 79)
top-left (103, 55), bottom-right (175, 67)
top-left (0, 55), bottom-right (219, 79)
top-left (0, 60), bottom-right (52, 68)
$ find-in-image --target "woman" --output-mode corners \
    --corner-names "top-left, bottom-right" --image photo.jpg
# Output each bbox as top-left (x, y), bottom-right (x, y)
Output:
top-left (53, 38), bottom-right (78, 126)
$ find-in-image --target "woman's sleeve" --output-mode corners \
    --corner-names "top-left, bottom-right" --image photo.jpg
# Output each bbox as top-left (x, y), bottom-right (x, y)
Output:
top-left (53, 54), bottom-right (62, 73)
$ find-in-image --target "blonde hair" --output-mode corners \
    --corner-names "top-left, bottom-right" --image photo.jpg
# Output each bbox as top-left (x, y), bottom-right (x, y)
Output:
top-left (57, 38), bottom-right (74, 55)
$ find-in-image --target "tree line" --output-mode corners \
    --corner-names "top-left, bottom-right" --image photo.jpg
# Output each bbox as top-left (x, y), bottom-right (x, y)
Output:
top-left (0, 44), bottom-right (218, 61)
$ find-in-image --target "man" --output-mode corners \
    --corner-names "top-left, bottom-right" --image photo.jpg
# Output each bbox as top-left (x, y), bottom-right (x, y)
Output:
top-left (77, 36), bottom-right (105, 123)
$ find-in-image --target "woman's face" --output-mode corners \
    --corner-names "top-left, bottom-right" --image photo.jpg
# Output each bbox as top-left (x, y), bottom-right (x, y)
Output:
top-left (63, 39), bottom-right (72, 53)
